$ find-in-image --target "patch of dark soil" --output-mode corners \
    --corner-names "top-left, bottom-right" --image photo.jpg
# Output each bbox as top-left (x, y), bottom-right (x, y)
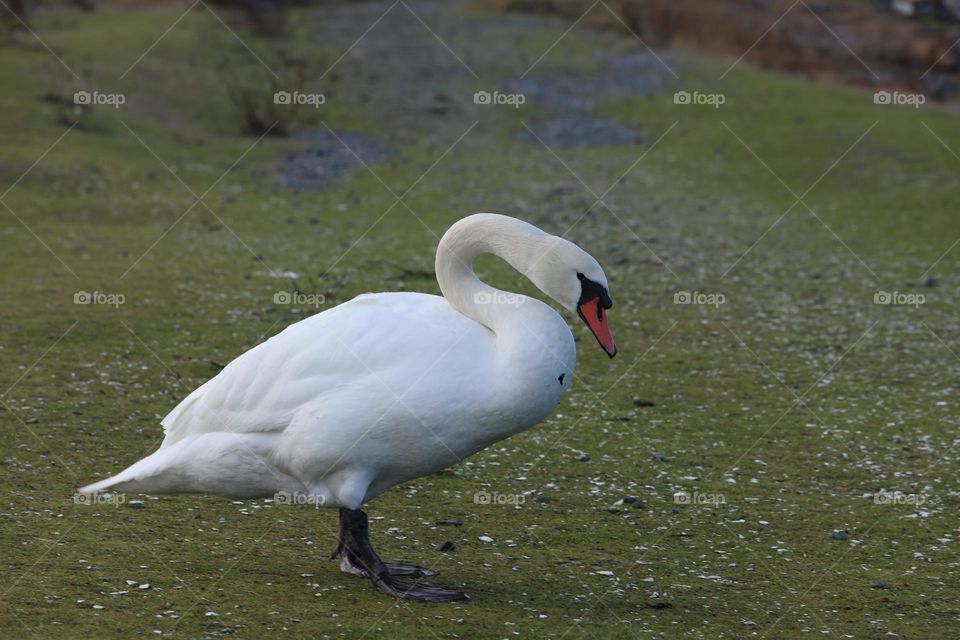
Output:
top-left (505, 51), bottom-right (665, 148)
top-left (279, 130), bottom-right (394, 191)
top-left (500, 51), bottom-right (674, 110)
top-left (519, 114), bottom-right (643, 148)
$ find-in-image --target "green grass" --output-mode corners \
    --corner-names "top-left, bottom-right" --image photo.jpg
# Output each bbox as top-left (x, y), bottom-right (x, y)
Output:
top-left (1, 1), bottom-right (959, 638)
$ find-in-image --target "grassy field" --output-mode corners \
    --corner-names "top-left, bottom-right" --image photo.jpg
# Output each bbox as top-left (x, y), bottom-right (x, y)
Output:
top-left (1, 0), bottom-right (959, 637)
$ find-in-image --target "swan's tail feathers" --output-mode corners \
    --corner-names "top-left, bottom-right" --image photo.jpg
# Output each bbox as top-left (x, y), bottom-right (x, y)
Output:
top-left (77, 443), bottom-right (188, 495)
top-left (77, 432), bottom-right (301, 498)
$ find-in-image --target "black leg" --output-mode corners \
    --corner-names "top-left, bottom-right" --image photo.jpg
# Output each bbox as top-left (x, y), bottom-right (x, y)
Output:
top-left (332, 513), bottom-right (436, 578)
top-left (329, 507), bottom-right (369, 576)
top-left (332, 508), bottom-right (469, 602)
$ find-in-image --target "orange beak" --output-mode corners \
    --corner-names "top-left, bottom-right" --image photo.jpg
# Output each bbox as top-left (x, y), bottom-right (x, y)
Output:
top-left (578, 297), bottom-right (617, 358)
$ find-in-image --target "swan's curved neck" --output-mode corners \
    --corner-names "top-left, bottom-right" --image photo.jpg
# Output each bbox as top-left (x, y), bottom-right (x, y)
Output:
top-left (435, 214), bottom-right (553, 332)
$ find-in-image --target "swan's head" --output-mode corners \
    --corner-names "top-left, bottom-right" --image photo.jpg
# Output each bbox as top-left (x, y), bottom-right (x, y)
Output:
top-left (532, 236), bottom-right (617, 358)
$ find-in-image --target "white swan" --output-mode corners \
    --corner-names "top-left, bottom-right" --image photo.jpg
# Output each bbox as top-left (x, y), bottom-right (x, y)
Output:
top-left (79, 213), bottom-right (616, 601)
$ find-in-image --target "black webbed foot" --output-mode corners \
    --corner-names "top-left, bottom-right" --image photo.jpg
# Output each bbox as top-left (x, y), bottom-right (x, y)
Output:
top-left (383, 562), bottom-right (438, 578)
top-left (371, 570), bottom-right (469, 602)
top-left (334, 507), bottom-right (467, 602)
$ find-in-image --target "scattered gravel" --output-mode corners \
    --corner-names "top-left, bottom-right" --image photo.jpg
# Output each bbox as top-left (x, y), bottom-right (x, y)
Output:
top-left (278, 130), bottom-right (394, 191)
top-left (499, 52), bottom-right (674, 111)
top-left (519, 114), bottom-right (643, 148)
